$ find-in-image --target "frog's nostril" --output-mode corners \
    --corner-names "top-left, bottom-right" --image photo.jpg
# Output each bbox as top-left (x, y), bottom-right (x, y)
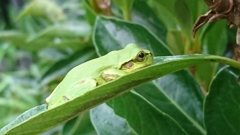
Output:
top-left (145, 52), bottom-right (152, 56)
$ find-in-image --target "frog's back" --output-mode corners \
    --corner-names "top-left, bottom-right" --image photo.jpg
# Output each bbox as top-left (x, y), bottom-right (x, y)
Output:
top-left (47, 44), bottom-right (144, 106)
top-left (66, 53), bottom-right (120, 80)
top-left (64, 44), bottom-right (140, 81)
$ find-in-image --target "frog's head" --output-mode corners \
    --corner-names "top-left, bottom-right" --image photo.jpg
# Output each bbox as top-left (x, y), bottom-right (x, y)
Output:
top-left (120, 43), bottom-right (153, 72)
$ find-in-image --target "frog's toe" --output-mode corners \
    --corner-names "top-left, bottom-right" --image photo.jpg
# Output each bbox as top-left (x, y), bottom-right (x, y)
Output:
top-left (63, 96), bottom-right (69, 102)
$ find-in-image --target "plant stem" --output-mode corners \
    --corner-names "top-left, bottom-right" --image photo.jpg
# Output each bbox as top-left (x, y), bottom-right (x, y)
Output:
top-left (123, 8), bottom-right (131, 21)
top-left (211, 55), bottom-right (240, 69)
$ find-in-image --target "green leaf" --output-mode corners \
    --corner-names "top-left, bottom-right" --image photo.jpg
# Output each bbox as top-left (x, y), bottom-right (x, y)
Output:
top-left (137, 70), bottom-right (205, 135)
top-left (83, 0), bottom-right (97, 26)
top-left (112, 0), bottom-right (134, 20)
top-left (149, 0), bottom-right (207, 30)
top-left (0, 31), bottom-right (48, 51)
top-left (148, 1), bottom-right (178, 30)
top-left (27, 22), bottom-right (91, 42)
top-left (131, 0), bottom-right (167, 42)
top-left (183, 0), bottom-right (207, 21)
top-left (16, 0), bottom-right (66, 22)
top-left (1, 54), bottom-right (239, 135)
top-left (0, 104), bottom-right (47, 134)
top-left (0, 98), bottom-right (30, 111)
top-left (202, 21), bottom-right (227, 55)
top-left (166, 30), bottom-right (185, 54)
top-left (205, 67), bottom-right (240, 135)
top-left (90, 103), bottom-right (137, 135)
top-left (149, 1), bottom-right (176, 16)
top-left (0, 22), bottom-right (91, 51)
top-left (174, 0), bottom-right (191, 34)
top-left (93, 16), bottom-right (171, 56)
top-left (194, 63), bottom-right (217, 91)
top-left (106, 92), bottom-right (187, 135)
top-left (63, 111), bottom-right (96, 135)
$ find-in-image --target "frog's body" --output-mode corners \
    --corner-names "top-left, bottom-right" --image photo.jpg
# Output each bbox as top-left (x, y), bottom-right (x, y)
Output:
top-left (46, 44), bottom-right (153, 109)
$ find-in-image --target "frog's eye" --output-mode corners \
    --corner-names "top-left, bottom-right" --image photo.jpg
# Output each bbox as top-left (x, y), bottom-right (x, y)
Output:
top-left (136, 51), bottom-right (145, 62)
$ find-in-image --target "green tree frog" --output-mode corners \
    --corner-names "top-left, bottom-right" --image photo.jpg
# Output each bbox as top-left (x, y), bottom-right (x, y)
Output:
top-left (46, 44), bottom-right (153, 109)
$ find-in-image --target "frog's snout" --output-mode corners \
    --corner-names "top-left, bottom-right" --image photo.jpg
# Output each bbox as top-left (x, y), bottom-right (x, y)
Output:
top-left (144, 51), bottom-right (152, 56)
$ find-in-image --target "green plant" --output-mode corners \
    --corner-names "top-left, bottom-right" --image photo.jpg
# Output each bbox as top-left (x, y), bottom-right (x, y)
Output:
top-left (0, 0), bottom-right (239, 135)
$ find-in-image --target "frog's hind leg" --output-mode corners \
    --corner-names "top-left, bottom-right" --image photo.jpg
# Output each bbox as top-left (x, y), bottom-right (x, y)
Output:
top-left (64, 78), bottom-right (98, 100)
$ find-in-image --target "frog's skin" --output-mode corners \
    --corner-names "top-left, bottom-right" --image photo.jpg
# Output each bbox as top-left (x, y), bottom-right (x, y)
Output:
top-left (46, 44), bottom-right (153, 109)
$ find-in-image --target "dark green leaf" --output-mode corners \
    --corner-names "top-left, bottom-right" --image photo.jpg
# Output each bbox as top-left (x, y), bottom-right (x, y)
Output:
top-left (63, 111), bottom-right (96, 135)
top-left (136, 70), bottom-right (205, 135)
top-left (106, 92), bottom-right (188, 135)
top-left (183, 0), bottom-right (207, 21)
top-left (90, 103), bottom-right (137, 135)
top-left (93, 16), bottom-right (171, 56)
top-left (83, 0), bottom-right (97, 26)
top-left (131, 0), bottom-right (167, 42)
top-left (148, 1), bottom-right (178, 30)
top-left (205, 67), bottom-right (240, 135)
top-left (166, 30), bottom-right (185, 54)
top-left (194, 63), bottom-right (217, 91)
top-left (174, 0), bottom-right (191, 34)
top-left (202, 21), bottom-right (227, 55)
top-left (112, 0), bottom-right (134, 20)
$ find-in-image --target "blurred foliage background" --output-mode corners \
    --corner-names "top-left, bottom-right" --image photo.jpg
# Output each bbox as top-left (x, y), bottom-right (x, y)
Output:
top-left (0, 0), bottom-right (238, 134)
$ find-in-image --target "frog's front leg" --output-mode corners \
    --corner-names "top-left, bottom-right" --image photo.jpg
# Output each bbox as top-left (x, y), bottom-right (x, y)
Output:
top-left (102, 69), bottom-right (128, 82)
